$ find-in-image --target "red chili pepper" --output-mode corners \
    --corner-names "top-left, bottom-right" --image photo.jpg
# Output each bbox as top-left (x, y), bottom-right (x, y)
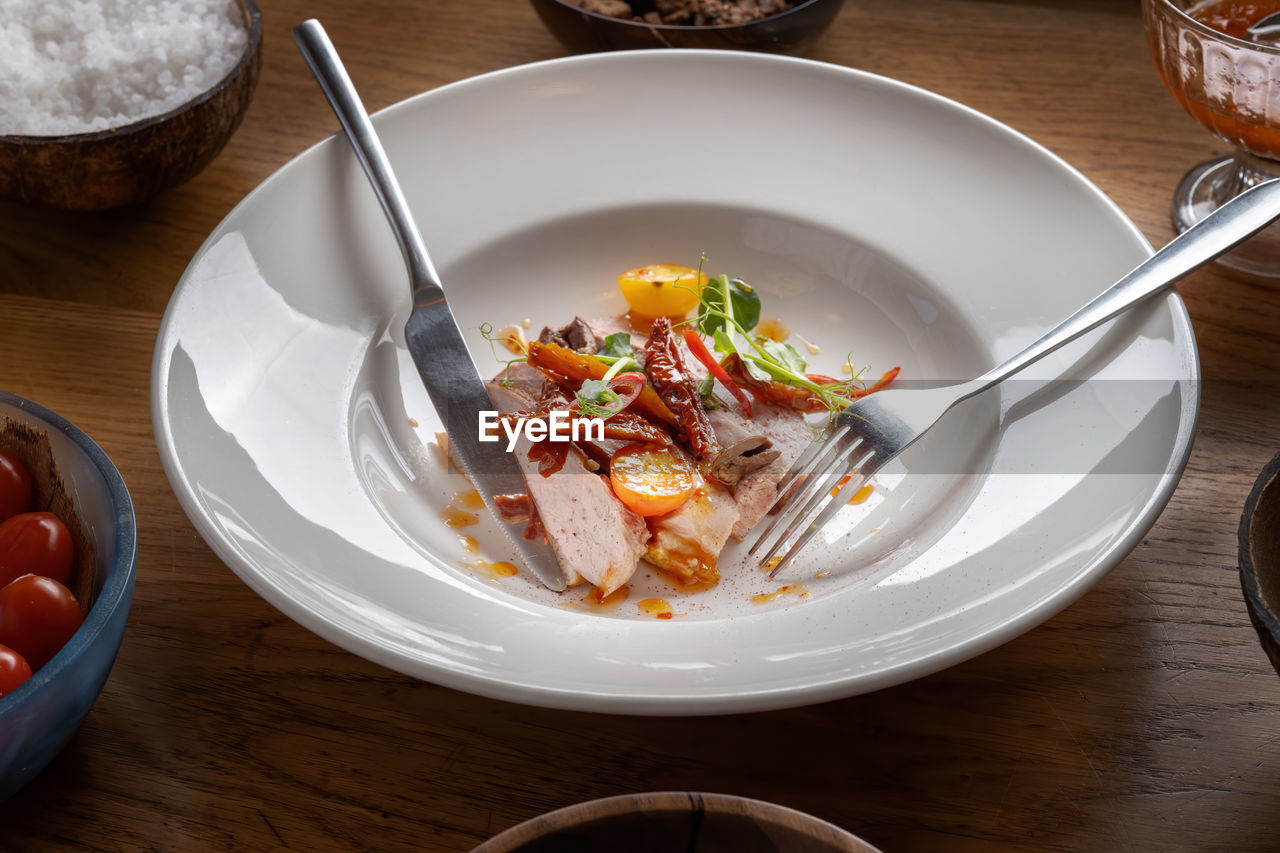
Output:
top-left (682, 328), bottom-right (753, 418)
top-left (850, 366), bottom-right (900, 398)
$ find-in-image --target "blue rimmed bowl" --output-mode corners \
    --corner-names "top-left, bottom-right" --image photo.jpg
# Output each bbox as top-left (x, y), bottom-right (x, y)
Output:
top-left (0, 392), bottom-right (136, 800)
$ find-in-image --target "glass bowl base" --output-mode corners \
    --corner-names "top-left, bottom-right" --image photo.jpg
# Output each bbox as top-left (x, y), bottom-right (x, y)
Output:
top-left (1174, 153), bottom-right (1280, 281)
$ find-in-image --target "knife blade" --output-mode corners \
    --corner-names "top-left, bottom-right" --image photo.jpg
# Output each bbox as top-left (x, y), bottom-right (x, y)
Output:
top-left (294, 19), bottom-right (567, 591)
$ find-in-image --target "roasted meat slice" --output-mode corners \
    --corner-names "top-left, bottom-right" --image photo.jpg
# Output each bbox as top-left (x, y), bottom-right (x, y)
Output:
top-left (707, 402), bottom-right (812, 540)
top-left (487, 380), bottom-right (649, 594)
top-left (644, 479), bottom-right (740, 589)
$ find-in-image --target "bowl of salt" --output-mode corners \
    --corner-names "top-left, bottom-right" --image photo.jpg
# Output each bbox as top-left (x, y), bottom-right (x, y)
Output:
top-left (0, 0), bottom-right (262, 211)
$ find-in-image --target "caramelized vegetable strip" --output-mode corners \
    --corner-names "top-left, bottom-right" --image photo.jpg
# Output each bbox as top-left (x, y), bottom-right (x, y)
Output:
top-left (725, 357), bottom-right (900, 413)
top-left (527, 341), bottom-right (676, 427)
top-left (645, 318), bottom-right (720, 460)
top-left (599, 413), bottom-right (673, 446)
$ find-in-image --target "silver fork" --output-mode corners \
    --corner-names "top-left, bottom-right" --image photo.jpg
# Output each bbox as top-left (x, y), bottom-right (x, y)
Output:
top-left (751, 178), bottom-right (1280, 578)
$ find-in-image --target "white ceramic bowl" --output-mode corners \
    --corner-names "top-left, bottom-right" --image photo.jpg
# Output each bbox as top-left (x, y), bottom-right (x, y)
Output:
top-left (153, 50), bottom-right (1197, 714)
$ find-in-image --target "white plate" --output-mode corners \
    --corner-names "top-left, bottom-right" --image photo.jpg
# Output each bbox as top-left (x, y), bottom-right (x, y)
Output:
top-left (152, 51), bottom-right (1197, 715)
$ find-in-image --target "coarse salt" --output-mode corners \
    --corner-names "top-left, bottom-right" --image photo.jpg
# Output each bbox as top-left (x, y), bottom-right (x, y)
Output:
top-left (0, 0), bottom-right (248, 136)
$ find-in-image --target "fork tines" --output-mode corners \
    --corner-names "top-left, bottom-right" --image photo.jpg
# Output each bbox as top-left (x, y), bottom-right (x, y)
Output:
top-left (749, 422), bottom-right (877, 578)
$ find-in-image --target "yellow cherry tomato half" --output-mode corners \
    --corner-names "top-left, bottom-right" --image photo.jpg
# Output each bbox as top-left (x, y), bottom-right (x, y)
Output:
top-left (617, 263), bottom-right (707, 319)
top-left (609, 444), bottom-right (699, 517)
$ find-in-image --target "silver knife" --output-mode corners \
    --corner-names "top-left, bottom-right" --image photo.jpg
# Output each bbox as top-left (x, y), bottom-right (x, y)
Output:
top-left (294, 19), bottom-right (567, 591)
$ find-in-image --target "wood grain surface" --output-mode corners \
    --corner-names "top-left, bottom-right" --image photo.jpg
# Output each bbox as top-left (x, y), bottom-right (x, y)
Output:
top-left (3, 1), bottom-right (1280, 850)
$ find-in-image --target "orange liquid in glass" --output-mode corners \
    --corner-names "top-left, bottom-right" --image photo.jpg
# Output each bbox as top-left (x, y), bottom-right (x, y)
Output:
top-left (1190, 0), bottom-right (1280, 37)
top-left (1166, 1), bottom-right (1280, 157)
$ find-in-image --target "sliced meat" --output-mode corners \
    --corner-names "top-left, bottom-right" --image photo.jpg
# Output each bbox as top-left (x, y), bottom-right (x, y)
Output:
top-left (488, 380), bottom-right (649, 594)
top-left (493, 493), bottom-right (534, 524)
top-left (587, 315), bottom-right (641, 345)
top-left (644, 479), bottom-right (740, 589)
top-left (493, 493), bottom-right (546, 541)
top-left (493, 360), bottom-right (548, 402)
top-left (707, 403), bottom-right (813, 540)
top-left (538, 316), bottom-right (602, 355)
top-left (710, 436), bottom-right (779, 485)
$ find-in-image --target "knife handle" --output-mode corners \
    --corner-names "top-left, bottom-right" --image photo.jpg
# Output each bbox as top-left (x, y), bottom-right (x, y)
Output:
top-left (293, 19), bottom-right (443, 306)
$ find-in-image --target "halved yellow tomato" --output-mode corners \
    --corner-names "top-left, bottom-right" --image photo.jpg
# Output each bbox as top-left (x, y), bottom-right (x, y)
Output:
top-left (609, 444), bottom-right (699, 517)
top-left (617, 263), bottom-right (706, 319)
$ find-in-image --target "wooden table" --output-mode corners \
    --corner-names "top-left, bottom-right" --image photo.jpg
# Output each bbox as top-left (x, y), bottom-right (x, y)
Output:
top-left (4, 1), bottom-right (1279, 849)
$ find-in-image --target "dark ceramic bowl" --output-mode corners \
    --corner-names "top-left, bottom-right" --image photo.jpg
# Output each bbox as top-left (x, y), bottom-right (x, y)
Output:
top-left (0, 0), bottom-right (262, 211)
top-left (1240, 451), bottom-right (1280, 677)
top-left (529, 0), bottom-right (844, 55)
top-left (0, 392), bottom-right (137, 800)
top-left (474, 792), bottom-right (882, 852)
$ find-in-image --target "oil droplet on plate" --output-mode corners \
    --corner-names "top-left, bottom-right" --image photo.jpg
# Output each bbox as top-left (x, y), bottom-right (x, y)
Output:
top-left (458, 534), bottom-right (479, 556)
top-left (756, 317), bottom-right (790, 342)
top-left (638, 597), bottom-right (674, 619)
top-left (440, 489), bottom-right (485, 528)
top-left (464, 559), bottom-right (517, 579)
top-left (582, 585), bottom-right (630, 612)
top-left (847, 483), bottom-right (874, 505)
top-left (441, 507), bottom-right (478, 529)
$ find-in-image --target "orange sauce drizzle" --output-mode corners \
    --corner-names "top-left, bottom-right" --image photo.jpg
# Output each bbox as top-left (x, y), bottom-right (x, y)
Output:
top-left (458, 534), bottom-right (479, 556)
top-left (624, 309), bottom-right (658, 332)
top-left (762, 556), bottom-right (783, 572)
top-left (440, 489), bottom-right (485, 529)
top-left (756, 317), bottom-right (790, 342)
top-left (828, 475), bottom-right (874, 505)
top-left (465, 559), bottom-right (518, 579)
top-left (814, 569), bottom-right (831, 579)
top-left (638, 597), bottom-right (675, 619)
top-left (751, 584), bottom-right (812, 605)
top-left (582, 585), bottom-right (630, 613)
top-left (847, 483), bottom-right (875, 505)
top-left (441, 507), bottom-right (478, 528)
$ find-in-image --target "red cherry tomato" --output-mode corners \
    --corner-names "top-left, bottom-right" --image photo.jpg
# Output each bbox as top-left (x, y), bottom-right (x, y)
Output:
top-left (0, 512), bottom-right (73, 588)
top-left (0, 642), bottom-right (32, 697)
top-left (0, 452), bottom-right (31, 523)
top-left (0, 575), bottom-right (83, 671)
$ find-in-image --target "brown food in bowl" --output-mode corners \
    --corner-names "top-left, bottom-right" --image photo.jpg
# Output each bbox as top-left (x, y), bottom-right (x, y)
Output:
top-left (568, 0), bottom-right (794, 25)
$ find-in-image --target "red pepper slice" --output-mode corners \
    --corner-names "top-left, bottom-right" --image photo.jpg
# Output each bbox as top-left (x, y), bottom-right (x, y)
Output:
top-left (850, 366), bottom-right (900, 398)
top-left (682, 328), bottom-right (753, 417)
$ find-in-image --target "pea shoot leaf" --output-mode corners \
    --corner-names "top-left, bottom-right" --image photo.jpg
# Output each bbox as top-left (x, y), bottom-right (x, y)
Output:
top-left (598, 333), bottom-right (636, 363)
top-left (698, 275), bottom-right (761, 336)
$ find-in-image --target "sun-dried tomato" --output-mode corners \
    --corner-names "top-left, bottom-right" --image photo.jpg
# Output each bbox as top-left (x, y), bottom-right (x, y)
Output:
top-left (644, 318), bottom-right (720, 459)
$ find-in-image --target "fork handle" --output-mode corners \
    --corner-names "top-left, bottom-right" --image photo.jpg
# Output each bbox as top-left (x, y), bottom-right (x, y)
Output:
top-left (971, 178), bottom-right (1280, 392)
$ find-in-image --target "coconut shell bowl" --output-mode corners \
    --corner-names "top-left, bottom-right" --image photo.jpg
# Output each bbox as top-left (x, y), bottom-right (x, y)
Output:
top-left (473, 792), bottom-right (882, 852)
top-left (1240, 451), bottom-right (1280, 678)
top-left (0, 0), bottom-right (262, 211)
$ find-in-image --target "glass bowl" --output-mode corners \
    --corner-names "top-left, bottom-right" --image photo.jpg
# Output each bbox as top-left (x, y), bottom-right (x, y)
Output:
top-left (1144, 0), bottom-right (1280, 278)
